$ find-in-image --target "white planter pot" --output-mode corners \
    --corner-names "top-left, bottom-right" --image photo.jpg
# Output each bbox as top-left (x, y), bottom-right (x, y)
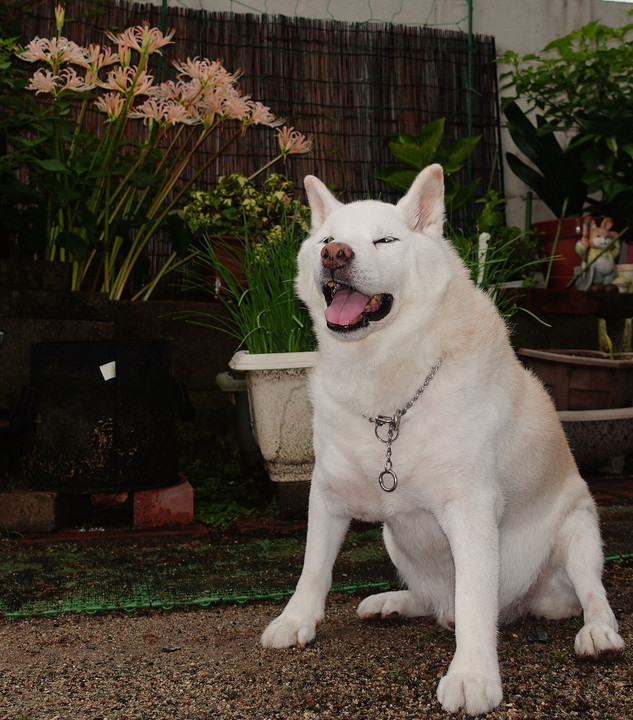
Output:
top-left (558, 406), bottom-right (633, 473)
top-left (229, 351), bottom-right (317, 484)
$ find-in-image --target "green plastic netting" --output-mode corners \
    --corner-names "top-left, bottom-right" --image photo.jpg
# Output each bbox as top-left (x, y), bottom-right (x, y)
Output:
top-left (2, 508), bottom-right (632, 620)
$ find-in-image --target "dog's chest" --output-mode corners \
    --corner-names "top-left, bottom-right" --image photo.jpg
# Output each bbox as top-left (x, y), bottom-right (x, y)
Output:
top-left (317, 417), bottom-right (439, 522)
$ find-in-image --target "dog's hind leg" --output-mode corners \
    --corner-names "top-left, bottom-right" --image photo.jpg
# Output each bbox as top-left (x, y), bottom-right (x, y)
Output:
top-left (546, 494), bottom-right (624, 656)
top-left (357, 514), bottom-right (455, 628)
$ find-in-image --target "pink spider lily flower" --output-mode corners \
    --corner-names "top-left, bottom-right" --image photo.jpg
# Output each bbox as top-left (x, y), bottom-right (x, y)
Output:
top-left (79, 44), bottom-right (120, 72)
top-left (276, 126), bottom-right (314, 156)
top-left (94, 91), bottom-right (126, 120)
top-left (100, 66), bottom-right (154, 96)
top-left (192, 86), bottom-right (233, 127)
top-left (105, 24), bottom-right (174, 56)
top-left (26, 68), bottom-right (59, 95)
top-left (245, 101), bottom-right (283, 128)
top-left (173, 57), bottom-right (239, 88)
top-left (126, 97), bottom-right (166, 124)
top-left (57, 67), bottom-right (94, 93)
top-left (222, 92), bottom-right (252, 122)
top-left (151, 80), bottom-right (177, 99)
top-left (19, 36), bottom-right (89, 66)
top-left (128, 97), bottom-right (196, 126)
top-left (163, 101), bottom-right (196, 125)
top-left (174, 78), bottom-right (205, 106)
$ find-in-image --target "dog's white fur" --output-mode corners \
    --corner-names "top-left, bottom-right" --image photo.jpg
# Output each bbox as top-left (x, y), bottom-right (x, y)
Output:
top-left (261, 165), bottom-right (624, 715)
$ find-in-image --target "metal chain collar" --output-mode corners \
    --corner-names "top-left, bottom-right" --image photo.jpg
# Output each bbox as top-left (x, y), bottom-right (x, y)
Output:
top-left (367, 356), bottom-right (444, 492)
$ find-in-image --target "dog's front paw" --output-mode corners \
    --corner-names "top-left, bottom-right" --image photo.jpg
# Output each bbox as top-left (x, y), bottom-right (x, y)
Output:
top-left (437, 670), bottom-right (503, 716)
top-left (575, 620), bottom-right (625, 657)
top-left (261, 611), bottom-right (318, 649)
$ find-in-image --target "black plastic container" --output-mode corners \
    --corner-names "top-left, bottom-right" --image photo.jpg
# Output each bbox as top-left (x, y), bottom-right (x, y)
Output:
top-left (25, 339), bottom-right (178, 493)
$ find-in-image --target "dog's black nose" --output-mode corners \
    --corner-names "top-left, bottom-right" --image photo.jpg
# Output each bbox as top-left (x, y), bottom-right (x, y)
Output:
top-left (321, 242), bottom-right (354, 270)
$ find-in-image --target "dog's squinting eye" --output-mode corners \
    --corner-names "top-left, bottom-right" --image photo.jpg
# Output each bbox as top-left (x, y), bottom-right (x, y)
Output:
top-left (322, 236), bottom-right (335, 244)
top-left (373, 236), bottom-right (399, 245)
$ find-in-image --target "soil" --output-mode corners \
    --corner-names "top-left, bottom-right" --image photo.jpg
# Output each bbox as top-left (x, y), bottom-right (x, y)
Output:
top-left (0, 564), bottom-right (631, 720)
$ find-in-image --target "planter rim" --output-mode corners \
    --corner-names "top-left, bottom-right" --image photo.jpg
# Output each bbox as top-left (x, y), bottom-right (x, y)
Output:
top-left (518, 347), bottom-right (633, 368)
top-left (531, 217), bottom-right (585, 233)
top-left (557, 406), bottom-right (633, 422)
top-left (229, 349), bottom-right (318, 371)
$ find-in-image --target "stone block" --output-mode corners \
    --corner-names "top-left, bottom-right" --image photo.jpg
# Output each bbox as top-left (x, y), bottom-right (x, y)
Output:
top-left (133, 476), bottom-right (194, 529)
top-left (0, 489), bottom-right (59, 532)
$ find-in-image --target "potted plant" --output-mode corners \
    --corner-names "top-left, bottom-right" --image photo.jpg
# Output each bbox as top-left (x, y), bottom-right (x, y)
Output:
top-left (183, 211), bottom-right (317, 516)
top-left (499, 20), bottom-right (633, 290)
top-left (181, 172), bottom-right (311, 290)
top-left (376, 117), bottom-right (482, 217)
top-left (448, 188), bottom-right (543, 315)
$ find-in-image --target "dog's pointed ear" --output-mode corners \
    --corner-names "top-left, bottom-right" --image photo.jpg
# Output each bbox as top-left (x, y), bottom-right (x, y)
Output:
top-left (396, 164), bottom-right (445, 233)
top-left (304, 175), bottom-right (343, 227)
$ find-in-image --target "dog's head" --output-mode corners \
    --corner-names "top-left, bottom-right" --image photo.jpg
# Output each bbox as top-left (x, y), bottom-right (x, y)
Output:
top-left (296, 164), bottom-right (454, 343)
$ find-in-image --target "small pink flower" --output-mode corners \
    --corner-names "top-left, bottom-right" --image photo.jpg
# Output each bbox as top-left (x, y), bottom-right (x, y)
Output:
top-left (94, 91), bottom-right (126, 120)
top-left (127, 97), bottom-right (165, 123)
top-left (173, 57), bottom-right (238, 88)
top-left (245, 101), bottom-right (283, 128)
top-left (276, 126), bottom-right (314, 155)
top-left (80, 44), bottom-right (119, 71)
top-left (128, 97), bottom-right (196, 126)
top-left (164, 101), bottom-right (196, 125)
top-left (27, 68), bottom-right (58, 94)
top-left (152, 80), bottom-right (180, 101)
top-left (19, 36), bottom-right (89, 66)
top-left (58, 67), bottom-right (92, 92)
top-left (222, 91), bottom-right (251, 121)
top-left (105, 24), bottom-right (174, 55)
top-left (176, 78), bottom-right (204, 106)
top-left (100, 66), bottom-right (154, 96)
top-left (193, 86), bottom-right (231, 127)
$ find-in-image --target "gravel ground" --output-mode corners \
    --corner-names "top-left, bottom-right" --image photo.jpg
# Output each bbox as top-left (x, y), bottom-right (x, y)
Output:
top-left (0, 564), bottom-right (631, 720)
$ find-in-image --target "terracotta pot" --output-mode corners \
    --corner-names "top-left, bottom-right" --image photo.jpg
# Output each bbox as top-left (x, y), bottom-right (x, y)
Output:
top-left (518, 348), bottom-right (633, 410)
top-left (532, 218), bottom-right (585, 291)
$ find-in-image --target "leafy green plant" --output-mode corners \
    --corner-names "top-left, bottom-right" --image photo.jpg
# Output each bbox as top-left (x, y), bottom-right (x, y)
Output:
top-left (503, 101), bottom-right (586, 218)
top-left (187, 459), bottom-right (277, 528)
top-left (182, 213), bottom-right (314, 354)
top-left (499, 19), bottom-right (633, 222)
top-left (182, 172), bottom-right (310, 242)
top-left (376, 117), bottom-right (481, 214)
top-left (3, 4), bottom-right (312, 299)
top-left (448, 190), bottom-right (542, 317)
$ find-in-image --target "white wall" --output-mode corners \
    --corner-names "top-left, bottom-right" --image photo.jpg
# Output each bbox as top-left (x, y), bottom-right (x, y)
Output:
top-left (146, 0), bottom-right (633, 225)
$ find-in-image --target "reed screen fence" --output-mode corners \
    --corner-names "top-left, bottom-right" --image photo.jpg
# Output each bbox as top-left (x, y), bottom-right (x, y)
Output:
top-left (17, 0), bottom-right (502, 296)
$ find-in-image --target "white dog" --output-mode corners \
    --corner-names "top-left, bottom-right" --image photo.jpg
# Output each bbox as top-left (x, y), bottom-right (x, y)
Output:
top-left (261, 164), bottom-right (624, 715)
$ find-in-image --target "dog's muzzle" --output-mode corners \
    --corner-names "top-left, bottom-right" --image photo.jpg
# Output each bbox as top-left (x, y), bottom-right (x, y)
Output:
top-left (322, 281), bottom-right (393, 332)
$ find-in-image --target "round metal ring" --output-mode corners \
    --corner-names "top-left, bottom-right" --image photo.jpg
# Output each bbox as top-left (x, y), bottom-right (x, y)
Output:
top-left (378, 469), bottom-right (398, 492)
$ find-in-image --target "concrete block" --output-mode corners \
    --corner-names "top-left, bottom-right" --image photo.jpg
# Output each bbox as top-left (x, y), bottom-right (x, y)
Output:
top-left (133, 476), bottom-right (193, 529)
top-left (0, 489), bottom-right (59, 532)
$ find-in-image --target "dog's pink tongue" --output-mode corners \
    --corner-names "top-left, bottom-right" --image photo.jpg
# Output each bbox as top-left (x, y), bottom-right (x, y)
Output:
top-left (325, 287), bottom-right (370, 326)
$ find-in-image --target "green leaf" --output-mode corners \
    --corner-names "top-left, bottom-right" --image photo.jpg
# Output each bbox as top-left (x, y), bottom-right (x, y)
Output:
top-left (505, 152), bottom-right (564, 217)
top-left (447, 178), bottom-right (480, 212)
top-left (436, 135), bottom-right (482, 174)
top-left (387, 137), bottom-right (432, 171)
top-left (165, 211), bottom-right (194, 256)
top-left (375, 167), bottom-right (418, 192)
top-left (57, 230), bottom-right (89, 260)
top-left (33, 158), bottom-right (67, 173)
